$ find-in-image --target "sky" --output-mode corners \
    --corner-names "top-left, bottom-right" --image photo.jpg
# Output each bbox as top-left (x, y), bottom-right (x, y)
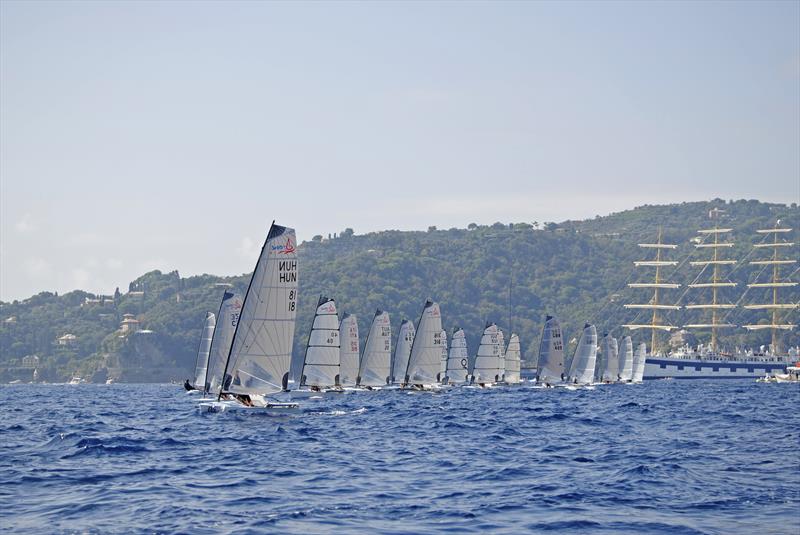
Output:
top-left (1, 0), bottom-right (798, 301)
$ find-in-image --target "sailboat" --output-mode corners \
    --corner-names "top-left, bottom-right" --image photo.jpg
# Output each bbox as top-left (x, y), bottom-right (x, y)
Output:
top-left (357, 310), bottom-right (392, 389)
top-left (472, 323), bottom-right (502, 386)
top-left (631, 342), bottom-right (646, 383)
top-left (632, 218), bottom-right (797, 379)
top-left (186, 312), bottom-right (216, 392)
top-left (536, 316), bottom-right (565, 386)
top-left (566, 323), bottom-right (597, 385)
top-left (403, 300), bottom-right (444, 390)
top-left (390, 319), bottom-right (415, 387)
top-left (294, 296), bottom-right (341, 397)
top-left (599, 334), bottom-right (619, 383)
top-left (338, 313), bottom-right (359, 389)
top-left (502, 333), bottom-right (522, 385)
top-left (201, 290), bottom-right (243, 397)
top-left (618, 336), bottom-right (634, 382)
top-left (444, 327), bottom-right (470, 385)
top-left (199, 223), bottom-right (299, 413)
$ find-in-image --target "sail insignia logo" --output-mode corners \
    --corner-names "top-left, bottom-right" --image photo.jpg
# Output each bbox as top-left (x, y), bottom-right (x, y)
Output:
top-left (272, 237), bottom-right (296, 255)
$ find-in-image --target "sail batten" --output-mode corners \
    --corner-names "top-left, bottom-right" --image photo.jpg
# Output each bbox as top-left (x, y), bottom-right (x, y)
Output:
top-left (220, 224), bottom-right (298, 398)
top-left (358, 310), bottom-right (392, 387)
top-left (404, 301), bottom-right (444, 386)
top-left (567, 324), bottom-right (596, 385)
top-left (192, 312), bottom-right (216, 390)
top-left (503, 333), bottom-right (522, 384)
top-left (473, 323), bottom-right (502, 384)
top-left (390, 320), bottom-right (415, 384)
top-left (300, 297), bottom-right (340, 388)
top-left (537, 316), bottom-right (565, 384)
top-left (204, 291), bottom-right (243, 394)
top-left (338, 313), bottom-right (359, 387)
top-left (445, 328), bottom-right (470, 385)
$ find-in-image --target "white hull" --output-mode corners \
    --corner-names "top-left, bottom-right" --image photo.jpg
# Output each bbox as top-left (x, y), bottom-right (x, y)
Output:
top-left (198, 399), bottom-right (300, 414)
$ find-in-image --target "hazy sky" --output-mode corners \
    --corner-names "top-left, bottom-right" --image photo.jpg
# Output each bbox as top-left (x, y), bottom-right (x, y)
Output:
top-left (1, 1), bottom-right (798, 301)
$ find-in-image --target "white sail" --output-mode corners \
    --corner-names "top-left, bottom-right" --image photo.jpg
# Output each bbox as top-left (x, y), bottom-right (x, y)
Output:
top-left (537, 316), bottom-right (565, 384)
top-left (632, 342), bottom-right (647, 383)
top-left (300, 296), bottom-right (340, 388)
top-left (600, 334), bottom-right (619, 382)
top-left (497, 329), bottom-right (506, 382)
top-left (338, 313), bottom-right (359, 387)
top-left (503, 333), bottom-right (522, 384)
top-left (204, 291), bottom-right (243, 394)
top-left (193, 312), bottom-right (216, 389)
top-left (391, 320), bottom-right (415, 384)
top-left (404, 300), bottom-right (444, 386)
top-left (472, 323), bottom-right (502, 384)
top-left (445, 328), bottom-right (470, 385)
top-left (437, 329), bottom-right (448, 383)
top-left (221, 224), bottom-right (298, 397)
top-left (618, 335), bottom-right (634, 382)
top-left (358, 310), bottom-right (392, 387)
top-left (567, 323), bottom-right (597, 385)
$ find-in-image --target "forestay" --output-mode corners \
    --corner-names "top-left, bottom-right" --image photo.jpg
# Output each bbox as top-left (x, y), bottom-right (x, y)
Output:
top-left (193, 312), bottom-right (216, 389)
top-left (391, 320), bottom-right (415, 384)
top-left (220, 224), bottom-right (298, 397)
top-left (618, 336), bottom-right (634, 382)
top-left (300, 296), bottom-right (340, 388)
top-left (473, 323), bottom-right (502, 384)
top-left (503, 333), bottom-right (522, 384)
top-left (601, 334), bottom-right (619, 382)
top-left (358, 310), bottom-right (392, 387)
top-left (404, 300), bottom-right (444, 386)
top-left (537, 316), bottom-right (565, 384)
top-left (567, 323), bottom-right (597, 385)
top-left (445, 328), bottom-right (470, 385)
top-left (338, 313), bottom-right (359, 387)
top-left (204, 291), bottom-right (243, 394)
top-left (632, 342), bottom-right (647, 382)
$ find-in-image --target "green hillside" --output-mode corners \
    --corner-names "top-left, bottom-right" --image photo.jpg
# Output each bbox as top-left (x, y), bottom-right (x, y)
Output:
top-left (1, 199), bottom-right (797, 383)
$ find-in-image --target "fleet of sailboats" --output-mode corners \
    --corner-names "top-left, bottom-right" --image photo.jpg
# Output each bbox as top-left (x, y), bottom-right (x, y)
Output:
top-left (188, 213), bottom-right (796, 412)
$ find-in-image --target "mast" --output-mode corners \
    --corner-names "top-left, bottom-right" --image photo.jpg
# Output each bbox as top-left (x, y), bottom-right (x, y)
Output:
top-left (742, 222), bottom-right (798, 352)
top-left (683, 209), bottom-right (737, 350)
top-left (622, 228), bottom-right (680, 353)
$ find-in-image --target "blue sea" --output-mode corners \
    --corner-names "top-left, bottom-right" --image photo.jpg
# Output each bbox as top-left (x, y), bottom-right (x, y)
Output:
top-left (1, 381), bottom-right (798, 534)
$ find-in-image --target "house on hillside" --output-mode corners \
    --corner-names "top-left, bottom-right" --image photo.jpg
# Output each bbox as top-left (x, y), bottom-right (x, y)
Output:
top-left (120, 314), bottom-right (140, 334)
top-left (57, 334), bottom-right (77, 346)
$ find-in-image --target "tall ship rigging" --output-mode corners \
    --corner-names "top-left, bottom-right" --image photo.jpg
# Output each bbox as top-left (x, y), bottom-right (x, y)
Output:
top-left (623, 216), bottom-right (798, 379)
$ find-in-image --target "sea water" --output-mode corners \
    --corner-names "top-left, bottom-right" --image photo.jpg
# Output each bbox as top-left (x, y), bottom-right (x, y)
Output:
top-left (1, 381), bottom-right (798, 534)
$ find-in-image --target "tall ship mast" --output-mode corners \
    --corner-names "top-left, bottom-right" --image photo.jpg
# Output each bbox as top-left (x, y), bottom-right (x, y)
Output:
top-left (683, 209), bottom-right (738, 351)
top-left (622, 228), bottom-right (680, 354)
top-left (742, 222), bottom-right (798, 352)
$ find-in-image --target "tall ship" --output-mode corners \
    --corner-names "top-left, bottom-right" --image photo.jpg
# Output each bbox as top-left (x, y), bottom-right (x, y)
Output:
top-left (623, 216), bottom-right (798, 379)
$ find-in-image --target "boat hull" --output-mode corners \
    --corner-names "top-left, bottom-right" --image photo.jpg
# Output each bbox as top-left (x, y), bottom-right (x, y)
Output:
top-left (644, 356), bottom-right (789, 379)
top-left (198, 399), bottom-right (300, 414)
